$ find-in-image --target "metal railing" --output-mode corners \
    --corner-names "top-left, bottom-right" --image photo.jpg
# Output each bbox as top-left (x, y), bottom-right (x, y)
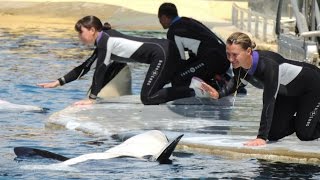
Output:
top-left (232, 3), bottom-right (277, 42)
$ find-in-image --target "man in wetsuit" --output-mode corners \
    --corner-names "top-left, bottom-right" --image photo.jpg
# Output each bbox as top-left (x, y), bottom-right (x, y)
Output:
top-left (158, 2), bottom-right (234, 90)
top-left (200, 32), bottom-right (320, 146)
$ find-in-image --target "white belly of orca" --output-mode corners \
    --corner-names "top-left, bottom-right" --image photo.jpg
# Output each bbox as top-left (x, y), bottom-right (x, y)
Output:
top-left (62, 130), bottom-right (169, 166)
top-left (18, 130), bottom-right (183, 170)
top-left (0, 100), bottom-right (44, 113)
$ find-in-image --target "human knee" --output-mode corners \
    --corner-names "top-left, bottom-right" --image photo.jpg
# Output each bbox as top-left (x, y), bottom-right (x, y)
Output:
top-left (140, 95), bottom-right (150, 105)
top-left (267, 134), bottom-right (283, 141)
top-left (296, 129), bottom-right (320, 141)
top-left (140, 95), bottom-right (158, 105)
top-left (268, 128), bottom-right (294, 141)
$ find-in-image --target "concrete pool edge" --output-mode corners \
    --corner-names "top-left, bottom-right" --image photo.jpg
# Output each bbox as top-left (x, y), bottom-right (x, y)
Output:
top-left (178, 141), bottom-right (320, 165)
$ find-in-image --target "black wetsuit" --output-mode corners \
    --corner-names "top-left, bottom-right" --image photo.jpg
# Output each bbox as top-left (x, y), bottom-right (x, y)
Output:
top-left (219, 50), bottom-right (320, 141)
top-left (58, 29), bottom-right (194, 105)
top-left (167, 16), bottom-right (230, 87)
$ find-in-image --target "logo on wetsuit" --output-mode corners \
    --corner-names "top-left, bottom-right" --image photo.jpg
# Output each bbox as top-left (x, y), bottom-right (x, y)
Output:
top-left (147, 60), bottom-right (163, 86)
top-left (306, 101), bottom-right (320, 126)
top-left (180, 63), bottom-right (205, 77)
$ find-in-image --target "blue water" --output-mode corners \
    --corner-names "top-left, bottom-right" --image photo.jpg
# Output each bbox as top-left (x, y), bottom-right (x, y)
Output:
top-left (0, 26), bottom-right (319, 179)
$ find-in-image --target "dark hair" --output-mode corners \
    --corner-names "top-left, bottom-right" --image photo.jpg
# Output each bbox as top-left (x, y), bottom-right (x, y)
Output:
top-left (158, 3), bottom-right (178, 18)
top-left (75, 16), bottom-right (103, 33)
top-left (102, 22), bottom-right (112, 31)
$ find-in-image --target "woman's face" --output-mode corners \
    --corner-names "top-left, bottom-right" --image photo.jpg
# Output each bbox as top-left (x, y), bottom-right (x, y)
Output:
top-left (226, 43), bottom-right (252, 69)
top-left (78, 26), bottom-right (97, 45)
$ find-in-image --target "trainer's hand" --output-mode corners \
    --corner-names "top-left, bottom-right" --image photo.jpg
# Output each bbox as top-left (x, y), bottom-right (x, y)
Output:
top-left (73, 99), bottom-right (95, 106)
top-left (201, 82), bottom-right (219, 99)
top-left (37, 80), bottom-right (60, 88)
top-left (244, 138), bottom-right (266, 146)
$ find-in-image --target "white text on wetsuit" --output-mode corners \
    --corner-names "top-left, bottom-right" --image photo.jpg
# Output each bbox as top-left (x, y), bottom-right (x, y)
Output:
top-left (147, 60), bottom-right (163, 86)
top-left (307, 101), bottom-right (320, 126)
top-left (180, 63), bottom-right (204, 77)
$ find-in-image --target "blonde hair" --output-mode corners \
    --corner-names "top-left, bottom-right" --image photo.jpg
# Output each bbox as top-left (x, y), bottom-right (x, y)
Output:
top-left (226, 32), bottom-right (256, 50)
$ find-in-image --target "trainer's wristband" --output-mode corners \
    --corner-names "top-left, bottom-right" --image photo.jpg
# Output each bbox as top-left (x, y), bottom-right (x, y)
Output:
top-left (57, 77), bottom-right (66, 86)
top-left (89, 94), bottom-right (97, 100)
top-left (257, 135), bottom-right (267, 141)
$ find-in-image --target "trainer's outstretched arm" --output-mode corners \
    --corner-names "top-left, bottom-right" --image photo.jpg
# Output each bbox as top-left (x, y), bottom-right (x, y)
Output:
top-left (37, 80), bottom-right (60, 88)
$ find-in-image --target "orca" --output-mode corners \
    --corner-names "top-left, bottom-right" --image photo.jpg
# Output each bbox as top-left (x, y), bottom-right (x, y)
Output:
top-left (14, 130), bottom-right (183, 169)
top-left (0, 99), bottom-right (46, 113)
top-left (93, 64), bottom-right (132, 98)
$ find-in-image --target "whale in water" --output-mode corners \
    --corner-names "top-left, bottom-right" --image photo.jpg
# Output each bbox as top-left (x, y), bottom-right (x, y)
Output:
top-left (0, 99), bottom-right (45, 113)
top-left (14, 130), bottom-right (183, 170)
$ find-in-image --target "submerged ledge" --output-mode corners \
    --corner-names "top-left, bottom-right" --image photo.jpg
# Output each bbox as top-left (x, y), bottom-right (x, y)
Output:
top-left (46, 94), bottom-right (320, 165)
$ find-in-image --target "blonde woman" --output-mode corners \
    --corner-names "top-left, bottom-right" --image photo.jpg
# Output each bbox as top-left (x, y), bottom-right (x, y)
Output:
top-left (198, 32), bottom-right (320, 146)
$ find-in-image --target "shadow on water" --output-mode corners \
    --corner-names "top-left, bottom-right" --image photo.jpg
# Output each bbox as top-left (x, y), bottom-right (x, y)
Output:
top-left (256, 159), bottom-right (320, 179)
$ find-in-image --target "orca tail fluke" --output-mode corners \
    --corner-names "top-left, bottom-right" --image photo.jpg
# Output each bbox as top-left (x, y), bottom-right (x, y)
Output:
top-left (156, 134), bottom-right (184, 164)
top-left (14, 147), bottom-right (70, 161)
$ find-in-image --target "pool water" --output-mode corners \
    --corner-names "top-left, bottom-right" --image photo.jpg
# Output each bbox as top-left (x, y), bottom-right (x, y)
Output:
top-left (0, 26), bottom-right (319, 179)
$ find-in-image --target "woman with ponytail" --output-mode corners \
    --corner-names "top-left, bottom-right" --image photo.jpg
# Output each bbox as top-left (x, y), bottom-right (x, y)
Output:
top-left (198, 32), bottom-right (320, 146)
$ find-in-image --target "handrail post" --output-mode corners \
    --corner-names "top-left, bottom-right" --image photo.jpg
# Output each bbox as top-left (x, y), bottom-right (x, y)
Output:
top-left (248, 9), bottom-right (252, 33)
top-left (263, 17), bottom-right (268, 41)
top-left (240, 11), bottom-right (244, 30)
top-left (255, 15), bottom-right (259, 38)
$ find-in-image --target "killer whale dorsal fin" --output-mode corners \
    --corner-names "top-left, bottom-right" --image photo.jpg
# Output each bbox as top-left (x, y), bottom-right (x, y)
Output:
top-left (155, 134), bottom-right (184, 163)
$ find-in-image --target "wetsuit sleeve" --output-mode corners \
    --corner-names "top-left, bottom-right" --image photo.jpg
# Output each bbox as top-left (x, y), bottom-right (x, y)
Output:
top-left (257, 64), bottom-right (279, 140)
top-left (167, 29), bottom-right (187, 60)
top-left (58, 49), bottom-right (97, 85)
top-left (217, 68), bottom-right (244, 98)
top-left (217, 77), bottom-right (237, 98)
top-left (88, 47), bottom-right (108, 99)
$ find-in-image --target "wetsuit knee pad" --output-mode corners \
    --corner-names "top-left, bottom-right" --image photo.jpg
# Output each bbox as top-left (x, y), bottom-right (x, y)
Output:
top-left (268, 128), bottom-right (295, 141)
top-left (140, 95), bottom-right (149, 105)
top-left (296, 129), bottom-right (320, 141)
top-left (267, 135), bottom-right (282, 141)
top-left (140, 95), bottom-right (159, 105)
